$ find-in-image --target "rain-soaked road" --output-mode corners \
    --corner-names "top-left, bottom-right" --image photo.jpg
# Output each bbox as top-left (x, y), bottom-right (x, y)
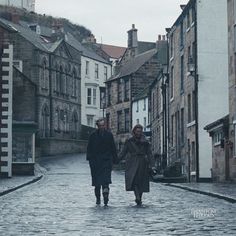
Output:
top-left (0, 154), bottom-right (235, 236)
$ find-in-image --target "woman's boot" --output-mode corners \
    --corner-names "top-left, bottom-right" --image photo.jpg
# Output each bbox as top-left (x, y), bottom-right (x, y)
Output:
top-left (95, 186), bottom-right (101, 205)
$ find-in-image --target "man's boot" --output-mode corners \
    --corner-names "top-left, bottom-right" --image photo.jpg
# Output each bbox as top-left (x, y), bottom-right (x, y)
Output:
top-left (102, 186), bottom-right (109, 206)
top-left (95, 186), bottom-right (101, 205)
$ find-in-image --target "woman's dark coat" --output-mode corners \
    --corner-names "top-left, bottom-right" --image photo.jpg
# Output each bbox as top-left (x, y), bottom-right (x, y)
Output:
top-left (119, 136), bottom-right (155, 192)
top-left (86, 130), bottom-right (118, 186)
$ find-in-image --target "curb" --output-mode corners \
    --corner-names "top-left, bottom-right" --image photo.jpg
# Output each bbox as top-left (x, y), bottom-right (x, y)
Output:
top-left (165, 183), bottom-right (236, 204)
top-left (0, 175), bottom-right (43, 197)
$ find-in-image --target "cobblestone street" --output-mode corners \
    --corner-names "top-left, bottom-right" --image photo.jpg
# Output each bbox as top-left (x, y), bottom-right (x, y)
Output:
top-left (0, 154), bottom-right (236, 236)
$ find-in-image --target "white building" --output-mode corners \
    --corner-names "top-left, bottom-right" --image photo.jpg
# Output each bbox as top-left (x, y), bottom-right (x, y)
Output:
top-left (196, 0), bottom-right (228, 180)
top-left (66, 34), bottom-right (112, 128)
top-left (0, 0), bottom-right (35, 12)
top-left (132, 91), bottom-right (150, 136)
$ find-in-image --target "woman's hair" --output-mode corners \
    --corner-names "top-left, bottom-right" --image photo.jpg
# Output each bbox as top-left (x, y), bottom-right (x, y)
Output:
top-left (132, 124), bottom-right (143, 134)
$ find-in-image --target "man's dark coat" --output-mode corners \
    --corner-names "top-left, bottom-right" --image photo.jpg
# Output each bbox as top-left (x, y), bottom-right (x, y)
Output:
top-left (86, 130), bottom-right (117, 186)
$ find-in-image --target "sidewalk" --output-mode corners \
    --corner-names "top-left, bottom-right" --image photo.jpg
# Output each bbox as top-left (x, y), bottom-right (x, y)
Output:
top-left (0, 164), bottom-right (44, 197)
top-left (165, 182), bottom-right (236, 203)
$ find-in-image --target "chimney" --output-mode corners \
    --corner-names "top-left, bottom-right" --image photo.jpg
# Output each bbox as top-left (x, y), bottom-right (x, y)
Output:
top-left (127, 24), bottom-right (138, 49)
top-left (11, 11), bottom-right (20, 24)
top-left (158, 35), bottom-right (162, 41)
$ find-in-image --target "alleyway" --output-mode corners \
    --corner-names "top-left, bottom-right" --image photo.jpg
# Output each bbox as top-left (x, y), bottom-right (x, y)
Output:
top-left (0, 154), bottom-right (235, 236)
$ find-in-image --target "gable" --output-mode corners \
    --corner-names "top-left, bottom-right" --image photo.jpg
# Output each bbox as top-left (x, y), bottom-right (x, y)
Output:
top-left (53, 42), bottom-right (72, 59)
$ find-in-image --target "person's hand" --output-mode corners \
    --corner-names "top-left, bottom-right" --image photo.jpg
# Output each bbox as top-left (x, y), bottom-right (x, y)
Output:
top-left (151, 167), bottom-right (157, 176)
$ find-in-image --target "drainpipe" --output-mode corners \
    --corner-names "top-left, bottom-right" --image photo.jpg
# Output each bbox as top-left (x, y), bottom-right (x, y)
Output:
top-left (194, 1), bottom-right (199, 182)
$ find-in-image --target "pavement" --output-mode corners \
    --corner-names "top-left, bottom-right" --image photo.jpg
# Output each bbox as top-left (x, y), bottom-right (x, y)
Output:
top-left (0, 154), bottom-right (236, 235)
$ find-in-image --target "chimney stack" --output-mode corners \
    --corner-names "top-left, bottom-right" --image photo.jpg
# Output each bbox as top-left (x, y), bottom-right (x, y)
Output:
top-left (127, 24), bottom-right (138, 49)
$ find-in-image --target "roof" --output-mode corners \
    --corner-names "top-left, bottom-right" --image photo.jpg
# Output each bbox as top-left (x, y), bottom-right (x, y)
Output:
top-left (204, 115), bottom-right (229, 132)
top-left (97, 44), bottom-right (126, 59)
top-left (66, 33), bottom-right (110, 64)
top-left (108, 48), bottom-right (157, 81)
top-left (0, 17), bottom-right (58, 52)
top-left (133, 85), bottom-right (150, 102)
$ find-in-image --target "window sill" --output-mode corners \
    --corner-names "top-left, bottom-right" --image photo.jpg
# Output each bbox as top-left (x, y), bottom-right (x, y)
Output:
top-left (214, 142), bottom-right (221, 147)
top-left (191, 22), bottom-right (195, 27)
top-left (187, 120), bottom-right (196, 128)
top-left (170, 97), bottom-right (174, 103)
top-left (170, 56), bottom-right (174, 62)
top-left (186, 27), bottom-right (190, 33)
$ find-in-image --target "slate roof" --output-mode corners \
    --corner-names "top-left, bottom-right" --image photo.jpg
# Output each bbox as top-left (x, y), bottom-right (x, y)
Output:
top-left (108, 48), bottom-right (157, 81)
top-left (0, 17), bottom-right (52, 52)
top-left (66, 33), bottom-right (110, 64)
top-left (97, 44), bottom-right (126, 59)
top-left (133, 85), bottom-right (150, 102)
top-left (204, 115), bottom-right (229, 131)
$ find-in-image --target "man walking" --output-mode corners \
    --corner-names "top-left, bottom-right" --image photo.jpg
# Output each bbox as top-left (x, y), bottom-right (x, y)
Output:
top-left (86, 118), bottom-right (118, 206)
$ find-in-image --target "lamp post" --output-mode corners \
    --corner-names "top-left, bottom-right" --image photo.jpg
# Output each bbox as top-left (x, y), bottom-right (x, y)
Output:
top-left (188, 56), bottom-right (199, 182)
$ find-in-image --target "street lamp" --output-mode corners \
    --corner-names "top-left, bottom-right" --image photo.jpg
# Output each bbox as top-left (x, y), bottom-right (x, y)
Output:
top-left (187, 55), bottom-right (199, 183)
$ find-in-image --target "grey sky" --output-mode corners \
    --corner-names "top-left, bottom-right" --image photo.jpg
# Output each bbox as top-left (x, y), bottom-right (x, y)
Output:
top-left (36, 0), bottom-right (188, 47)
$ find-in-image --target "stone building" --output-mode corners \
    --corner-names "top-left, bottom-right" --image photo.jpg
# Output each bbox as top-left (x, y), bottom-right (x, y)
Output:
top-left (0, 16), bottom-right (83, 157)
top-left (166, 0), bottom-right (228, 182)
top-left (223, 0), bottom-right (236, 182)
top-left (105, 25), bottom-right (167, 149)
top-left (204, 116), bottom-right (230, 182)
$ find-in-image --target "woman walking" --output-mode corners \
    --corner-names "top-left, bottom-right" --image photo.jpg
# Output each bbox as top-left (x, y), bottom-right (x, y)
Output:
top-left (118, 124), bottom-right (156, 206)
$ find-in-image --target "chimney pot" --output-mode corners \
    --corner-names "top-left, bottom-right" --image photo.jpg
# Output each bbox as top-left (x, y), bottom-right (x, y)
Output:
top-left (132, 24), bottom-right (135, 29)
top-left (158, 35), bottom-right (161, 41)
top-left (162, 35), bottom-right (165, 41)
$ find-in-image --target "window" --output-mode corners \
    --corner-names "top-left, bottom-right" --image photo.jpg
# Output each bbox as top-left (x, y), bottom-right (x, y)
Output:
top-left (87, 88), bottom-right (92, 105)
top-left (192, 7), bottom-right (196, 24)
top-left (41, 60), bottom-right (47, 89)
top-left (234, 25), bottom-right (236, 52)
top-left (87, 115), bottom-right (94, 127)
top-left (117, 111), bottom-right (122, 132)
top-left (125, 109), bottom-right (130, 132)
top-left (95, 63), bottom-right (99, 79)
top-left (60, 66), bottom-right (64, 94)
top-left (191, 142), bottom-right (196, 171)
top-left (170, 66), bottom-right (174, 99)
top-left (143, 98), bottom-right (146, 111)
top-left (86, 61), bottom-right (89, 76)
top-left (214, 131), bottom-right (223, 145)
top-left (104, 66), bottom-right (108, 80)
top-left (144, 117), bottom-right (147, 131)
top-left (152, 92), bottom-right (155, 120)
top-left (188, 46), bottom-right (191, 63)
top-left (181, 108), bottom-right (184, 144)
top-left (234, 124), bottom-right (236, 155)
top-left (192, 42), bottom-right (196, 63)
top-left (136, 101), bottom-right (139, 112)
top-left (180, 21), bottom-right (184, 47)
top-left (156, 87), bottom-right (159, 117)
top-left (192, 91), bottom-right (196, 121)
top-left (188, 94), bottom-right (191, 123)
top-left (72, 70), bottom-right (77, 97)
top-left (180, 56), bottom-right (184, 93)
top-left (100, 87), bottom-right (106, 109)
top-left (186, 11), bottom-right (190, 29)
top-left (124, 79), bottom-right (129, 100)
top-left (117, 79), bottom-right (122, 103)
top-left (170, 34), bottom-right (174, 58)
top-left (171, 115), bottom-right (174, 146)
top-left (107, 83), bottom-right (111, 106)
top-left (93, 88), bottom-right (96, 106)
top-left (54, 108), bottom-right (59, 131)
top-left (65, 68), bottom-right (69, 95)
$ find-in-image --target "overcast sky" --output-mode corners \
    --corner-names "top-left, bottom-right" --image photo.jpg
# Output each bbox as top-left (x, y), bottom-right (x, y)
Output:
top-left (35, 0), bottom-right (189, 47)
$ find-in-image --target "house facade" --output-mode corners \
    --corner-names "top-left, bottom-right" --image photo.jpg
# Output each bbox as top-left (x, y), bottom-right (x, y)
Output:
top-left (105, 25), bottom-right (167, 150)
top-left (167, 0), bottom-right (228, 182)
top-left (226, 0), bottom-right (236, 182)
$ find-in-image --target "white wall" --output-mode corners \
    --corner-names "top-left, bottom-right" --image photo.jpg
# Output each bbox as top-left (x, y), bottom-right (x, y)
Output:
top-left (132, 97), bottom-right (150, 132)
top-left (197, 0), bottom-right (228, 178)
top-left (81, 56), bottom-right (111, 127)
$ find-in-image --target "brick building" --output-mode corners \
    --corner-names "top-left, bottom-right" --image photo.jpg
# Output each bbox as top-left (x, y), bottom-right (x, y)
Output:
top-left (105, 25), bottom-right (167, 149)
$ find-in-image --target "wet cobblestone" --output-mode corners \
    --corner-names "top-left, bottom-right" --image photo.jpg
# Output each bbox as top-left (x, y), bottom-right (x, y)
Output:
top-left (0, 154), bottom-right (236, 236)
